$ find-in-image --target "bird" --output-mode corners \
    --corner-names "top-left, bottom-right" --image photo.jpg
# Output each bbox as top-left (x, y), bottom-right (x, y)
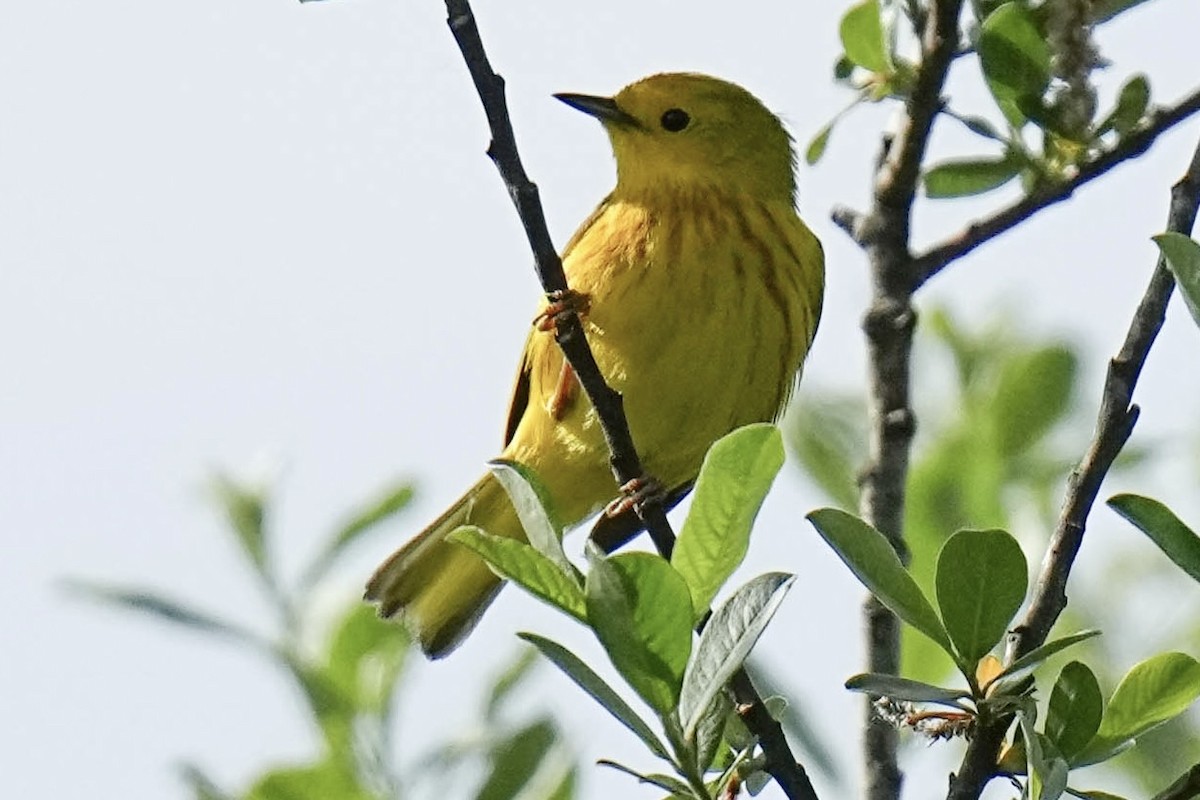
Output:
top-left (366, 72), bottom-right (825, 658)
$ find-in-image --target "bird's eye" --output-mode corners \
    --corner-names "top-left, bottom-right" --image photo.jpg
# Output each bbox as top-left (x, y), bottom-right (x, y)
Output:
top-left (659, 108), bottom-right (690, 132)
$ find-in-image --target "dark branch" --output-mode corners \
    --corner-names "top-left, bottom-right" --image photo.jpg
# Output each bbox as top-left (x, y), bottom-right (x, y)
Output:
top-left (946, 135), bottom-right (1200, 800)
top-left (440, 2), bottom-right (817, 797)
top-left (853, 3), bottom-right (966, 799)
top-left (912, 87), bottom-right (1200, 287)
top-left (1152, 764), bottom-right (1200, 800)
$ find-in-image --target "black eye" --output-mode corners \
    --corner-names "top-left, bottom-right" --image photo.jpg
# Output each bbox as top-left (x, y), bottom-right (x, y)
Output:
top-left (660, 108), bottom-right (690, 132)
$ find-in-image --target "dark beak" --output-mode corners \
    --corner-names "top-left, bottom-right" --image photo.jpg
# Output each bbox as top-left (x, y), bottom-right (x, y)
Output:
top-left (553, 93), bottom-right (641, 128)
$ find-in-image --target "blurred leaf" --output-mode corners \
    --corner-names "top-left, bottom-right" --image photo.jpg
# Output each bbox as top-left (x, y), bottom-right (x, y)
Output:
top-left (519, 632), bottom-right (671, 761)
top-left (1096, 74), bottom-right (1151, 137)
top-left (1109, 493), bottom-right (1200, 583)
top-left (596, 761), bottom-right (691, 796)
top-left (1079, 652), bottom-right (1200, 764)
top-left (325, 602), bottom-right (409, 713)
top-left (833, 55), bottom-right (855, 82)
top-left (1046, 661), bottom-right (1103, 760)
top-left (978, 2), bottom-right (1052, 127)
top-left (991, 346), bottom-right (1077, 457)
top-left (950, 112), bottom-right (1006, 142)
top-left (673, 423), bottom-right (785, 617)
top-left (211, 474), bottom-right (270, 578)
top-left (679, 572), bottom-right (795, 741)
top-left (935, 529), bottom-right (1028, 664)
top-left (1153, 233), bottom-right (1200, 330)
top-left (451, 527), bottom-right (585, 622)
top-left (287, 658), bottom-right (356, 752)
top-left (1020, 716), bottom-right (1069, 800)
top-left (245, 757), bottom-right (372, 800)
top-left (178, 763), bottom-right (233, 800)
top-left (806, 508), bottom-right (955, 656)
top-left (489, 460), bottom-right (573, 575)
top-left (585, 550), bottom-right (694, 716)
top-left (844, 673), bottom-right (970, 706)
top-left (476, 718), bottom-right (557, 800)
top-left (65, 581), bottom-right (261, 646)
top-left (840, 0), bottom-right (892, 73)
top-left (923, 155), bottom-right (1022, 198)
top-left (485, 646), bottom-right (540, 721)
top-left (990, 629), bottom-right (1102, 685)
top-left (303, 482), bottom-right (413, 589)
top-left (1093, 0), bottom-right (1154, 23)
top-left (785, 392), bottom-right (864, 510)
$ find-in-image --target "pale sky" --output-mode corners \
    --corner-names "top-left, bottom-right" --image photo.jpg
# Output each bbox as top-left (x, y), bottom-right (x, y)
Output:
top-left (3, 1), bottom-right (1199, 798)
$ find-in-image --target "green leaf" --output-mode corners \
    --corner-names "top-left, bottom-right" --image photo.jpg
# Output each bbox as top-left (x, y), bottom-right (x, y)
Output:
top-left (476, 718), bottom-right (557, 800)
top-left (1153, 233), bottom-right (1200, 331)
top-left (519, 632), bottom-right (671, 761)
top-left (178, 764), bottom-right (233, 800)
top-left (1046, 661), bottom-right (1103, 760)
top-left (784, 392), bottom-right (864, 511)
top-left (692, 691), bottom-right (733, 774)
top-left (1108, 493), bottom-right (1200, 583)
top-left (325, 601), bottom-right (409, 712)
top-left (596, 761), bottom-right (692, 796)
top-left (673, 423), bottom-right (785, 617)
top-left (303, 482), bottom-right (413, 589)
top-left (806, 508), bottom-right (955, 656)
top-left (451, 526), bottom-right (585, 622)
top-left (978, 3), bottom-right (1052, 127)
top-left (484, 646), bottom-right (540, 721)
top-left (935, 529), bottom-right (1028, 664)
top-left (679, 572), bottom-right (795, 740)
top-left (806, 120), bottom-right (835, 166)
top-left (1020, 716), bottom-right (1069, 800)
top-left (210, 474), bottom-right (269, 577)
top-left (1097, 74), bottom-right (1151, 137)
top-left (839, 0), bottom-right (891, 73)
top-left (990, 630), bottom-right (1102, 685)
top-left (1093, 0), bottom-right (1154, 24)
top-left (245, 757), bottom-right (372, 800)
top-left (489, 460), bottom-right (573, 575)
top-left (586, 550), bottom-right (694, 715)
top-left (64, 581), bottom-right (260, 645)
top-left (991, 346), bottom-right (1077, 457)
top-left (923, 155), bottom-right (1022, 198)
top-left (1080, 652), bottom-right (1200, 764)
top-left (844, 673), bottom-right (971, 707)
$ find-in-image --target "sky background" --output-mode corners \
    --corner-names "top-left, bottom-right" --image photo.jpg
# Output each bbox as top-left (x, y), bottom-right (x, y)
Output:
top-left (4, 0), bottom-right (1200, 798)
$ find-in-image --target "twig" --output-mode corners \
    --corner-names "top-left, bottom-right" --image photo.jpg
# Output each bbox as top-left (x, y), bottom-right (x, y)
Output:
top-left (912, 87), bottom-right (1200, 288)
top-left (946, 134), bottom-right (1200, 800)
top-left (1153, 764), bottom-right (1200, 800)
top-left (851, 3), bottom-right (966, 799)
top-left (440, 2), bottom-right (817, 798)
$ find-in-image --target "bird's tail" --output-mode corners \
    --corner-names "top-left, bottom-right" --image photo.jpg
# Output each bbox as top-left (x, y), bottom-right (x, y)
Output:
top-left (365, 472), bottom-right (522, 658)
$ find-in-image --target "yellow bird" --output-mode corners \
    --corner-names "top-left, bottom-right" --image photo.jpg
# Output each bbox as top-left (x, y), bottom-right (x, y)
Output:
top-left (366, 73), bottom-right (825, 658)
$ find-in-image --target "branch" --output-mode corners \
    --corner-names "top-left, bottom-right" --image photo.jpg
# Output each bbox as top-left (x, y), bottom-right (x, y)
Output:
top-left (852, 3), bottom-right (966, 799)
top-left (946, 134), bottom-right (1200, 800)
top-left (440, 2), bottom-right (817, 798)
top-left (912, 86), bottom-right (1200, 287)
top-left (1153, 764), bottom-right (1200, 800)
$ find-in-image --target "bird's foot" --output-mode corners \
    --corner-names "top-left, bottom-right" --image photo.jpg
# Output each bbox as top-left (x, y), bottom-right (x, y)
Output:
top-left (533, 289), bottom-right (591, 333)
top-left (603, 475), bottom-right (667, 518)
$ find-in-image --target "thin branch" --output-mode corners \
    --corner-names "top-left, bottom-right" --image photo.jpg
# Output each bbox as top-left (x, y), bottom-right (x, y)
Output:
top-left (912, 87), bottom-right (1200, 287)
top-left (852, 3), bottom-right (966, 800)
top-left (1153, 764), bottom-right (1200, 800)
top-left (440, 2), bottom-right (817, 798)
top-left (946, 134), bottom-right (1200, 800)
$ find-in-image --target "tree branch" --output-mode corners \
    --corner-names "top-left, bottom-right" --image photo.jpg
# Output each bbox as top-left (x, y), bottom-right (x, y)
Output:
top-left (911, 87), bottom-right (1200, 288)
top-left (440, 2), bottom-right (817, 798)
top-left (946, 134), bottom-right (1200, 800)
top-left (851, 3), bottom-right (966, 799)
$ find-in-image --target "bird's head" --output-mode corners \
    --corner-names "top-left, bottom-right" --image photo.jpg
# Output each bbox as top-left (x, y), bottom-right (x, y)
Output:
top-left (555, 72), bottom-right (796, 203)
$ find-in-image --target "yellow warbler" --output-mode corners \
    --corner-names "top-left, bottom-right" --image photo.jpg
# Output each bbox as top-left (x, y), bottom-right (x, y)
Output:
top-left (366, 73), bottom-right (825, 657)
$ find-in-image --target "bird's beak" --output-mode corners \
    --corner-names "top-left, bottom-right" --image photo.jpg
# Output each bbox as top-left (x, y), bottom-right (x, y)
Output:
top-left (553, 92), bottom-right (641, 128)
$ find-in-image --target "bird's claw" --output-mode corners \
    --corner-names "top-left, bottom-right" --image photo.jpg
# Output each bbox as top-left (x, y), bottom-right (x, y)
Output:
top-left (603, 475), bottom-right (667, 518)
top-left (534, 289), bottom-right (591, 333)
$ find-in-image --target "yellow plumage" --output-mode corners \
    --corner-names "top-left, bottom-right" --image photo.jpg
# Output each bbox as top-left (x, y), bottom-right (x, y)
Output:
top-left (366, 73), bottom-right (825, 658)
